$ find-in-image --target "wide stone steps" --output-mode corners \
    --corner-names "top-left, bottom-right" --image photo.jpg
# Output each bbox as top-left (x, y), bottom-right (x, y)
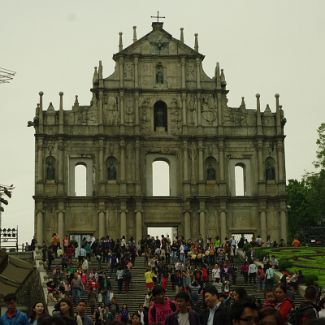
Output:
top-left (48, 255), bottom-right (304, 316)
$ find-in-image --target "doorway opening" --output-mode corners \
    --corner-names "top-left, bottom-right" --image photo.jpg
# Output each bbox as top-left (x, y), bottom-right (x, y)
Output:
top-left (147, 226), bottom-right (177, 242)
top-left (232, 233), bottom-right (254, 245)
top-left (69, 233), bottom-right (93, 255)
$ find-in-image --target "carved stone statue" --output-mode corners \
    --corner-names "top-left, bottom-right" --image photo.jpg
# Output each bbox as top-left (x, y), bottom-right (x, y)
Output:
top-left (107, 158), bottom-right (117, 180)
top-left (156, 65), bottom-right (164, 84)
top-left (46, 157), bottom-right (55, 180)
top-left (207, 163), bottom-right (216, 180)
top-left (265, 158), bottom-right (275, 181)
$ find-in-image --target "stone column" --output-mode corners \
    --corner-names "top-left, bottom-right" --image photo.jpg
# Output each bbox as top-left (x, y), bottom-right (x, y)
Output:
top-left (196, 58), bottom-right (201, 89)
top-left (277, 140), bottom-right (285, 182)
top-left (260, 210), bottom-right (267, 242)
top-left (99, 138), bottom-right (104, 185)
top-left (135, 139), bottom-right (141, 194)
top-left (98, 90), bottom-right (104, 131)
top-left (257, 140), bottom-right (264, 182)
top-left (183, 141), bottom-right (189, 182)
top-left (198, 140), bottom-right (204, 182)
top-left (184, 210), bottom-right (191, 240)
top-left (120, 209), bottom-right (127, 238)
top-left (58, 210), bottom-right (64, 244)
top-left (120, 139), bottom-right (126, 181)
top-left (98, 210), bottom-right (106, 239)
top-left (120, 139), bottom-right (126, 194)
top-left (199, 201), bottom-right (206, 240)
top-left (218, 140), bottom-right (225, 181)
top-left (182, 93), bottom-right (187, 126)
top-left (220, 209), bottom-right (227, 242)
top-left (135, 92), bottom-right (139, 125)
top-left (280, 209), bottom-right (287, 242)
top-left (196, 94), bottom-right (201, 126)
top-left (181, 57), bottom-right (186, 89)
top-left (37, 139), bottom-right (43, 183)
top-left (58, 139), bottom-right (64, 194)
top-left (119, 91), bottom-right (125, 125)
top-left (119, 57), bottom-right (124, 88)
top-left (191, 142), bottom-right (196, 183)
top-left (36, 210), bottom-right (43, 244)
top-left (135, 202), bottom-right (143, 244)
top-left (134, 56), bottom-right (139, 88)
top-left (217, 93), bottom-right (223, 135)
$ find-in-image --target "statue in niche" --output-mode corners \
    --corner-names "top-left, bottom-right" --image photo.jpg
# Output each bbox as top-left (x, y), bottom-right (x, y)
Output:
top-left (123, 63), bottom-right (133, 79)
top-left (186, 63), bottom-right (195, 80)
top-left (107, 96), bottom-right (118, 125)
top-left (265, 158), bottom-right (275, 181)
top-left (207, 163), bottom-right (216, 180)
top-left (187, 95), bottom-right (197, 125)
top-left (107, 158), bottom-right (117, 180)
top-left (125, 99), bottom-right (134, 124)
top-left (201, 96), bottom-right (217, 125)
top-left (46, 156), bottom-right (55, 180)
top-left (156, 65), bottom-right (164, 84)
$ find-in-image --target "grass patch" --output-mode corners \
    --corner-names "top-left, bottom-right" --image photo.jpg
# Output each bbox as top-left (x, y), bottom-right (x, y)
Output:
top-left (255, 247), bottom-right (325, 288)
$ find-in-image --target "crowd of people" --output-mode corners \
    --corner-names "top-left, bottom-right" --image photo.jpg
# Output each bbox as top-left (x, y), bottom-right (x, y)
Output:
top-left (2, 233), bottom-right (325, 325)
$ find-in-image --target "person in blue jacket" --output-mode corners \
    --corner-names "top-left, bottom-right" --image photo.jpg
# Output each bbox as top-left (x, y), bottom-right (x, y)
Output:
top-left (0, 293), bottom-right (30, 325)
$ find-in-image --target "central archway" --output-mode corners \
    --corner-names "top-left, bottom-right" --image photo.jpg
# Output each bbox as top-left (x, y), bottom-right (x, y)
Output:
top-left (152, 160), bottom-right (170, 196)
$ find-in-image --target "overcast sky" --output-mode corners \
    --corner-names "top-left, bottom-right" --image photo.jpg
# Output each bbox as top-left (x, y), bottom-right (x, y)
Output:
top-left (1, 0), bottom-right (325, 245)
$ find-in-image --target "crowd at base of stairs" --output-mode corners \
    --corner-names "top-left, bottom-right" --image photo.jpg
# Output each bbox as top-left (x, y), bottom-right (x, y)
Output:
top-left (31, 234), bottom-right (324, 325)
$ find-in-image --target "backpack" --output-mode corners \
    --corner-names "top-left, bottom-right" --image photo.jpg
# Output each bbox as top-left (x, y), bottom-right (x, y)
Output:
top-left (287, 304), bottom-right (314, 325)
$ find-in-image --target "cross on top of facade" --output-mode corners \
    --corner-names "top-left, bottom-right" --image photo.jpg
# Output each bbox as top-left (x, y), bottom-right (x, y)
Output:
top-left (151, 11), bottom-right (165, 22)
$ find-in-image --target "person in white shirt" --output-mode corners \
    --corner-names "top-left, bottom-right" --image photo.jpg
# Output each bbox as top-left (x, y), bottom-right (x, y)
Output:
top-left (230, 236), bottom-right (237, 256)
top-left (212, 264), bottom-right (221, 282)
top-left (248, 261), bottom-right (257, 284)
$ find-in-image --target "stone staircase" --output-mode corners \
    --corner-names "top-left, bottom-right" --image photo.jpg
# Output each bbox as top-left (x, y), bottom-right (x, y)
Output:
top-left (47, 254), bottom-right (305, 316)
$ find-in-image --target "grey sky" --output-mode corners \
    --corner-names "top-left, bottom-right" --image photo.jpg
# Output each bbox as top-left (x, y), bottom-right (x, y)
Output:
top-left (1, 0), bottom-right (324, 244)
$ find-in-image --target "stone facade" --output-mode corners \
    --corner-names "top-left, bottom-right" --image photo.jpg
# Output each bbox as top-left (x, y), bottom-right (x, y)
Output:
top-left (32, 22), bottom-right (287, 244)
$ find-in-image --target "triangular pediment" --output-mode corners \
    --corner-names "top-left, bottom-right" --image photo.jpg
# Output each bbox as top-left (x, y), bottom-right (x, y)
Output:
top-left (115, 24), bottom-right (204, 59)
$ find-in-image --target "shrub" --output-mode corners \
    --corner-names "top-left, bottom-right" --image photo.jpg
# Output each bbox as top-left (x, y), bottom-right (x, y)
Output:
top-left (254, 248), bottom-right (269, 261)
top-left (304, 273), bottom-right (319, 285)
top-left (278, 258), bottom-right (293, 271)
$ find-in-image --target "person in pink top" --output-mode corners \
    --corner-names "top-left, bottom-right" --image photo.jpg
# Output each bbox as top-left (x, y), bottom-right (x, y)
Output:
top-left (148, 285), bottom-right (176, 325)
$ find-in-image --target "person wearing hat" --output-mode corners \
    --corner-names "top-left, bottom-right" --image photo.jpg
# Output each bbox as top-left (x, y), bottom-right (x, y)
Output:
top-left (1, 293), bottom-right (30, 325)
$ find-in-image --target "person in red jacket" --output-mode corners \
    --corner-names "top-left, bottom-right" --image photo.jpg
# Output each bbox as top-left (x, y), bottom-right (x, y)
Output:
top-left (148, 285), bottom-right (176, 325)
top-left (274, 284), bottom-right (293, 323)
top-left (201, 265), bottom-right (209, 284)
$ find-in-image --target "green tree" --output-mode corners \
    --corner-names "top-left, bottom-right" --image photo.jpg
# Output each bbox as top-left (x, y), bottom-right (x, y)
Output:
top-left (314, 123), bottom-right (325, 170)
top-left (287, 123), bottom-right (325, 239)
top-left (287, 179), bottom-right (310, 239)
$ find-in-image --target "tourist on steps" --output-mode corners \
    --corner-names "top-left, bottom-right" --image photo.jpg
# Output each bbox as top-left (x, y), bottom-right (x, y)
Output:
top-left (0, 293), bottom-right (30, 325)
top-left (165, 292), bottom-right (201, 325)
top-left (274, 284), bottom-right (293, 324)
top-left (148, 285), bottom-right (176, 325)
top-left (29, 302), bottom-right (46, 325)
top-left (200, 285), bottom-right (229, 325)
